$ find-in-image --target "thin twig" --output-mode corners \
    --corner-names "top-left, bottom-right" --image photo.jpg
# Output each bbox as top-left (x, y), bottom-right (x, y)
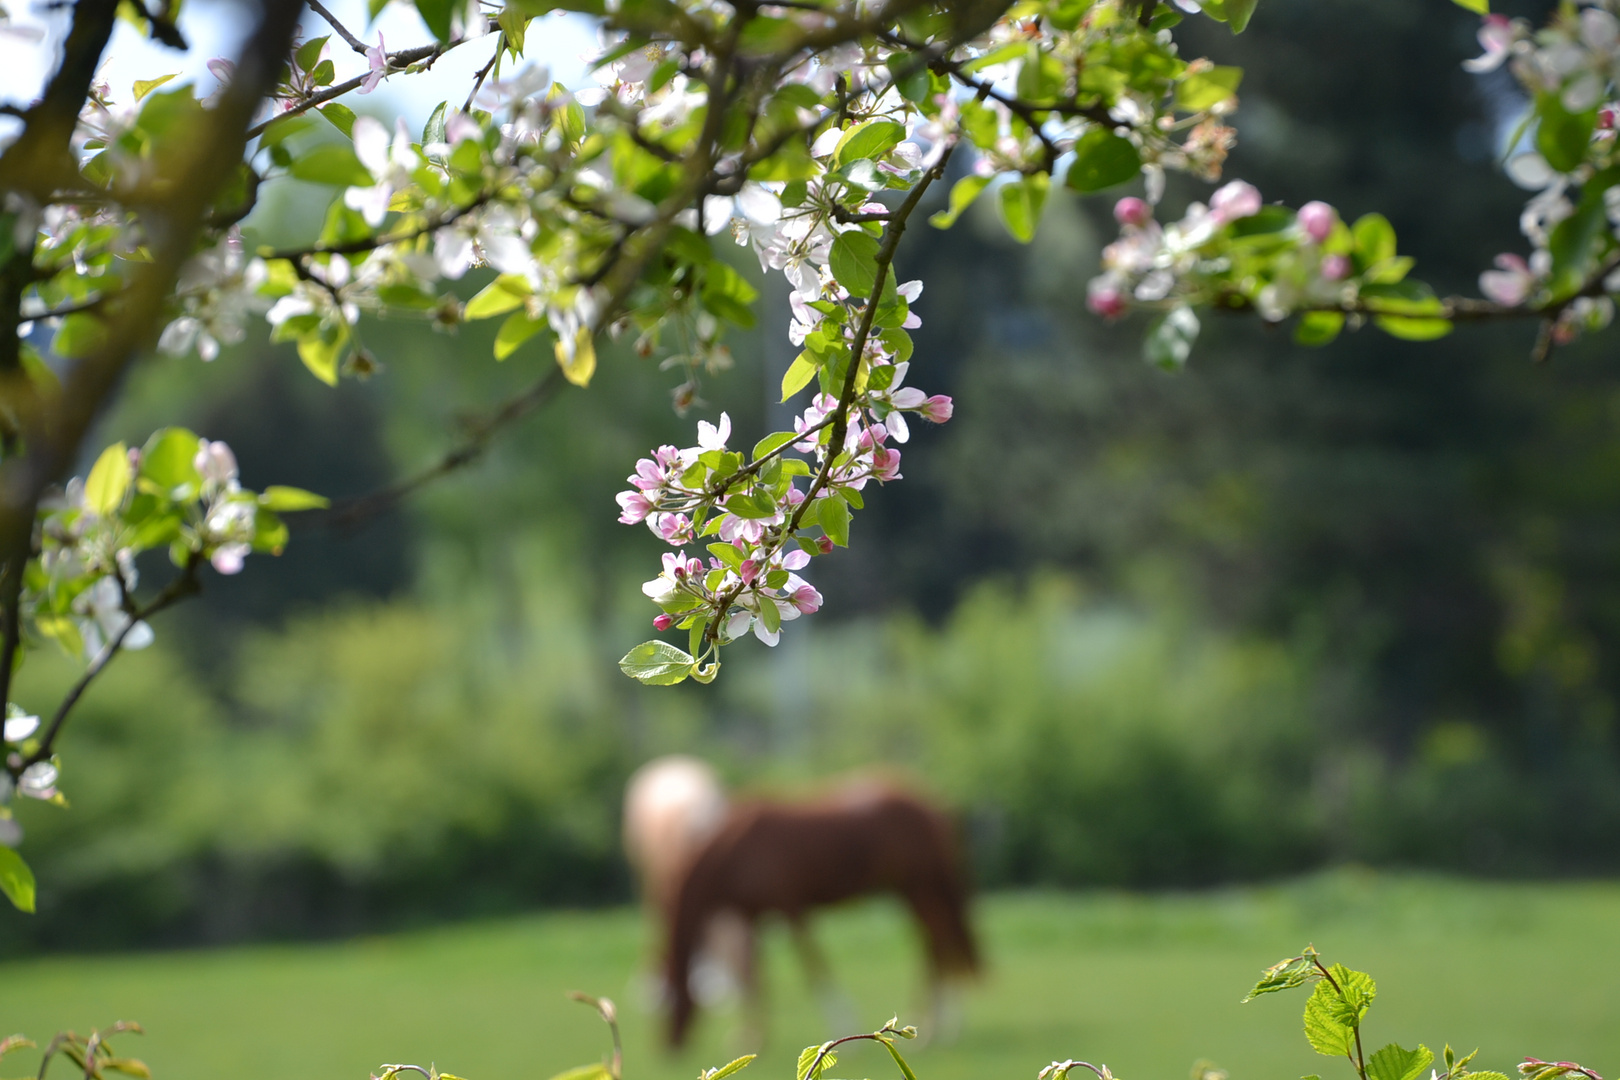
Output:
top-left (308, 0), bottom-right (369, 54)
top-left (308, 365), bottom-right (567, 531)
top-left (245, 41), bottom-right (466, 139)
top-left (463, 33), bottom-right (506, 112)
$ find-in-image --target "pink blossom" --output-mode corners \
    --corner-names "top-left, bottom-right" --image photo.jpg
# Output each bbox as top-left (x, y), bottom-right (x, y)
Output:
top-left (650, 513), bottom-right (693, 543)
top-left (780, 548), bottom-right (810, 570)
top-left (1320, 254), bottom-right (1351, 282)
top-left (359, 34), bottom-right (388, 94)
top-left (1297, 201), bottom-right (1335, 243)
top-left (1479, 253), bottom-right (1537, 307)
top-left (1087, 277), bottom-right (1129, 319)
top-left (1463, 14), bottom-right (1514, 74)
top-left (616, 490), bottom-right (652, 524)
top-left (653, 613), bottom-right (676, 631)
top-left (630, 457), bottom-right (666, 491)
top-left (784, 577), bottom-right (822, 614)
top-left (1209, 181), bottom-right (1262, 223)
top-left (871, 446), bottom-right (902, 482)
top-left (738, 559), bottom-right (761, 585)
top-left (211, 544), bottom-right (248, 575)
top-left (920, 395), bottom-right (953, 423)
top-left (1114, 197), bottom-right (1152, 227)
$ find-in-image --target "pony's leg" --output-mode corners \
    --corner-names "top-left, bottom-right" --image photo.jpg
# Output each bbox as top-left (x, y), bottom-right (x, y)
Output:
top-left (790, 918), bottom-right (857, 1036)
top-left (738, 916), bottom-right (769, 1053)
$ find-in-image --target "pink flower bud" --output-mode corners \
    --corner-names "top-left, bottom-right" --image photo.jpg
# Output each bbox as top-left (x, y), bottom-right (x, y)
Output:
top-left (1113, 197), bottom-right (1152, 227)
top-left (817, 536), bottom-right (834, 554)
top-left (739, 559), bottom-right (760, 585)
top-left (1209, 180), bottom-right (1262, 223)
top-left (920, 394), bottom-right (954, 423)
top-left (1601, 107), bottom-right (1617, 130)
top-left (1297, 201), bottom-right (1335, 243)
top-left (789, 584), bottom-right (823, 614)
top-left (1087, 279), bottom-right (1129, 319)
top-left (1320, 254), bottom-right (1351, 281)
top-left (653, 614), bottom-right (676, 631)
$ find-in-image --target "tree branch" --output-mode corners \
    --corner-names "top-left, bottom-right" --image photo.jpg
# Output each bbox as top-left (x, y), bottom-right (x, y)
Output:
top-left (305, 365), bottom-right (568, 531)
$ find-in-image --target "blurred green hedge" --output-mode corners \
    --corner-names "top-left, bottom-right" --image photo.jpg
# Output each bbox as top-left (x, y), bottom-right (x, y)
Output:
top-left (5, 559), bottom-right (1618, 953)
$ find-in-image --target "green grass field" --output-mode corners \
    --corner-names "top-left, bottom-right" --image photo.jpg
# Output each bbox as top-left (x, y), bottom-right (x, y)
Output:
top-left (2, 873), bottom-right (1619, 1080)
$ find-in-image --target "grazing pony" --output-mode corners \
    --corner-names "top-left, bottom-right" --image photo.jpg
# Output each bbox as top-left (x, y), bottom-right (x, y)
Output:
top-left (662, 779), bottom-right (980, 1048)
top-left (623, 756), bottom-right (751, 1007)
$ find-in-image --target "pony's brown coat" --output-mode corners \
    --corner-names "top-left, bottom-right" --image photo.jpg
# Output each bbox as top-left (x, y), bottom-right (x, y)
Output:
top-left (662, 780), bottom-right (979, 1047)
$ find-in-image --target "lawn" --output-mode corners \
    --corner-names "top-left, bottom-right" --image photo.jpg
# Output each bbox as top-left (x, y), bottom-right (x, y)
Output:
top-left (1, 873), bottom-right (1619, 1080)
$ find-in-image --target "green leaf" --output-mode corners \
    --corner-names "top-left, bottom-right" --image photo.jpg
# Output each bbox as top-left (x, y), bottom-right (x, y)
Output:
top-left (295, 35), bottom-right (329, 73)
top-left (260, 486), bottom-right (330, 511)
top-left (132, 73), bottom-right (177, 102)
top-left (0, 846), bottom-right (35, 913)
top-left (1374, 315), bottom-right (1452, 341)
top-left (1359, 280), bottom-right (1443, 316)
top-left (753, 431), bottom-right (799, 462)
top-left (319, 102), bottom-right (357, 138)
top-left (818, 496), bottom-right (850, 547)
top-left (797, 1047), bottom-right (837, 1080)
top-left (881, 1040), bottom-right (919, 1080)
top-left (1144, 304), bottom-right (1200, 370)
top-left (708, 1055), bottom-right (757, 1080)
top-left (1451, 0), bottom-right (1488, 14)
top-left (1066, 129), bottom-right (1141, 192)
top-left (1546, 168), bottom-right (1619, 294)
top-left (85, 442), bottom-right (132, 517)
top-left (298, 329), bottom-right (346, 386)
top-left (1303, 980), bottom-right (1354, 1058)
top-left (781, 352), bottom-right (820, 401)
top-left (415, 0), bottom-right (455, 40)
top-left (829, 230), bottom-right (881, 298)
top-left (1367, 1044), bottom-right (1434, 1080)
top-left (1294, 311), bottom-right (1345, 346)
top-left (618, 640), bottom-right (695, 685)
top-left (1175, 65), bottom-right (1242, 111)
top-left (1303, 966), bottom-right (1376, 1058)
top-left (289, 143), bottom-right (372, 186)
top-left (833, 119), bottom-right (906, 170)
top-left (997, 173), bottom-right (1049, 243)
top-left (139, 427), bottom-right (202, 496)
top-left (423, 100), bottom-right (448, 147)
top-left (554, 325), bottom-right (596, 386)
top-left (1243, 949), bottom-right (1321, 1001)
top-left (930, 174), bottom-right (990, 229)
top-left (1536, 92), bottom-right (1597, 174)
top-left (465, 274), bottom-right (532, 319)
top-left (547, 1066), bottom-right (613, 1080)
top-left (1352, 213), bottom-right (1396, 268)
top-left (1225, 0), bottom-right (1258, 31)
top-left (495, 310), bottom-right (546, 360)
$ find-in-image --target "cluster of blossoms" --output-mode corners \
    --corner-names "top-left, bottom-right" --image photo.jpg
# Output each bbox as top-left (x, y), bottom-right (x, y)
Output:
top-left (1083, 181), bottom-right (1401, 358)
top-left (1454, 5), bottom-right (1620, 344)
top-left (28, 430), bottom-right (318, 666)
top-left (617, 351), bottom-right (951, 670)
